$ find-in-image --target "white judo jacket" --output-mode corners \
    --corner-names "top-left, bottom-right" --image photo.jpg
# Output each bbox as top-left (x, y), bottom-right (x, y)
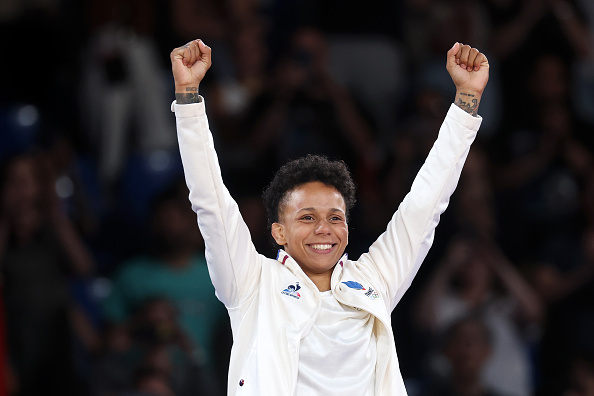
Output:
top-left (172, 98), bottom-right (481, 396)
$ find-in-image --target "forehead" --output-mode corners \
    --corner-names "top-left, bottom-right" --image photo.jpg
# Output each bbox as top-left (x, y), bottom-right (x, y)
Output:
top-left (281, 181), bottom-right (346, 212)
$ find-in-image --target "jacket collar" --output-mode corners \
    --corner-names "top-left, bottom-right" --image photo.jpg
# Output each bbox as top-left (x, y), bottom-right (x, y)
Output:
top-left (276, 250), bottom-right (390, 323)
top-left (276, 249), bottom-right (348, 268)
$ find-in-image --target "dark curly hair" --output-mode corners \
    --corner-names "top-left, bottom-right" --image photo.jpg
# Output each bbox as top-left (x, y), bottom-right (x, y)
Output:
top-left (262, 154), bottom-right (356, 228)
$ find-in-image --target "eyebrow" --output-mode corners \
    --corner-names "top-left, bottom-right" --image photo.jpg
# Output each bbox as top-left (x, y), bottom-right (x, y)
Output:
top-left (297, 207), bottom-right (345, 214)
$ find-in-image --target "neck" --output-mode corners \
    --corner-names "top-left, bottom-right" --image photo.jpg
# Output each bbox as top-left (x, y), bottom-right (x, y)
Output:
top-left (306, 270), bottom-right (333, 292)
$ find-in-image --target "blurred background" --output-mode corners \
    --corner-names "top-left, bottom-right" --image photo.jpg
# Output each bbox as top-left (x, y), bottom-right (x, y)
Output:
top-left (1, 0), bottom-right (593, 395)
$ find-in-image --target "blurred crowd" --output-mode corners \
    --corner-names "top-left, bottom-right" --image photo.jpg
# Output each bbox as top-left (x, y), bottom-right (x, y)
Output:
top-left (1, 0), bottom-right (594, 395)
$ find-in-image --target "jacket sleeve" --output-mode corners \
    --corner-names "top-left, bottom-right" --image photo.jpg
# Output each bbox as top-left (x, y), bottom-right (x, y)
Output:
top-left (358, 104), bottom-right (481, 311)
top-left (173, 98), bottom-right (261, 308)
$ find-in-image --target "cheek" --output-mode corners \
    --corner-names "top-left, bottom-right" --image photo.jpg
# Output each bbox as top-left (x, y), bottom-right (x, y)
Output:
top-left (338, 225), bottom-right (349, 242)
top-left (281, 224), bottom-right (308, 245)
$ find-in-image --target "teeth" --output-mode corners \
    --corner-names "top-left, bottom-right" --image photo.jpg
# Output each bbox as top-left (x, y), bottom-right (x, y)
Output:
top-left (311, 244), bottom-right (333, 250)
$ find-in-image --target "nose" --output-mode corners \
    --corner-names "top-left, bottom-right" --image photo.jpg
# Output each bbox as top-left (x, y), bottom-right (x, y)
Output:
top-left (315, 220), bottom-right (331, 235)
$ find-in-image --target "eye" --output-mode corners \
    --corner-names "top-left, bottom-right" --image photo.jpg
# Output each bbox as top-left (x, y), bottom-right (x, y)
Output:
top-left (330, 215), bottom-right (344, 222)
top-left (300, 215), bottom-right (314, 221)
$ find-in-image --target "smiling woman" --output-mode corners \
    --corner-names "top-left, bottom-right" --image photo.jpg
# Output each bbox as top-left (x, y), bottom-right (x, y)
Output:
top-left (170, 38), bottom-right (488, 395)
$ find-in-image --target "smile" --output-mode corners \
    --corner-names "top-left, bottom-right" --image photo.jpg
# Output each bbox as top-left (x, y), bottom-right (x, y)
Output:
top-left (309, 244), bottom-right (335, 251)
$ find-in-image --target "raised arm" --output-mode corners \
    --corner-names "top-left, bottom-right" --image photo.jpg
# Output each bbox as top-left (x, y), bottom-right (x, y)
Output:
top-left (171, 40), bottom-right (262, 308)
top-left (360, 43), bottom-right (489, 310)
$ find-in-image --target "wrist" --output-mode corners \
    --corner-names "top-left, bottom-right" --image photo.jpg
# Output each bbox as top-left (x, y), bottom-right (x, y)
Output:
top-left (175, 85), bottom-right (201, 104)
top-left (454, 90), bottom-right (482, 117)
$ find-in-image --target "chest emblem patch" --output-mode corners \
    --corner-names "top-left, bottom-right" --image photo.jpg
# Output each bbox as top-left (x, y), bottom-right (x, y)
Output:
top-left (281, 282), bottom-right (301, 299)
top-left (342, 281), bottom-right (365, 290)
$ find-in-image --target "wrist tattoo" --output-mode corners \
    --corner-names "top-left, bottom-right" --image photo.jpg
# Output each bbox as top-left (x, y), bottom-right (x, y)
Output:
top-left (455, 93), bottom-right (479, 116)
top-left (175, 87), bottom-right (201, 104)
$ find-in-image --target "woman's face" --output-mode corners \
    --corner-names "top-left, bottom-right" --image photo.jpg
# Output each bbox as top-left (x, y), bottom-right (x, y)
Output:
top-left (271, 181), bottom-right (348, 286)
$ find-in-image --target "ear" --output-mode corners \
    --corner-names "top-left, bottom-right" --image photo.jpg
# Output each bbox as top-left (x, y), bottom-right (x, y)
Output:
top-left (271, 223), bottom-right (286, 246)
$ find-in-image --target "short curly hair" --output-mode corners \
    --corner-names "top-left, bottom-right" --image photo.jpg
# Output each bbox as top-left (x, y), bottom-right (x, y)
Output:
top-left (262, 154), bottom-right (356, 228)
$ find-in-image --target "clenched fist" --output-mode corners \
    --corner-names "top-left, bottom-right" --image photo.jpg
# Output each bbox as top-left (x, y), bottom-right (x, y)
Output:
top-left (446, 42), bottom-right (490, 116)
top-left (171, 39), bottom-right (212, 104)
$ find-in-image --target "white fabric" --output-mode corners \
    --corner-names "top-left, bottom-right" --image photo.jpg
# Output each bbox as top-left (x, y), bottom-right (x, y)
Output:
top-left (173, 99), bottom-right (481, 395)
top-left (296, 291), bottom-right (376, 396)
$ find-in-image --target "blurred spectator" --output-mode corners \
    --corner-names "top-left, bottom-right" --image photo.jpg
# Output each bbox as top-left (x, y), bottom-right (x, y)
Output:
top-left (91, 298), bottom-right (214, 396)
top-left (399, 0), bottom-right (503, 135)
top-left (42, 135), bottom-right (103, 239)
top-left (207, 15), bottom-right (270, 130)
top-left (235, 27), bottom-right (380, 190)
top-left (205, 9), bottom-right (271, 162)
top-left (481, 0), bottom-right (590, 128)
top-left (414, 236), bottom-right (542, 396)
top-left (88, 323), bottom-right (133, 395)
top-left (421, 315), bottom-right (509, 396)
top-left (400, 0), bottom-right (488, 97)
top-left (486, 50), bottom-right (593, 267)
top-left (564, 352), bottom-right (594, 396)
top-left (529, 226), bottom-right (594, 396)
top-left (0, 153), bottom-right (94, 396)
top-left (101, 180), bottom-right (229, 391)
top-left (79, 0), bottom-right (177, 189)
top-left (493, 101), bottom-right (591, 264)
top-left (529, 227), bottom-right (594, 305)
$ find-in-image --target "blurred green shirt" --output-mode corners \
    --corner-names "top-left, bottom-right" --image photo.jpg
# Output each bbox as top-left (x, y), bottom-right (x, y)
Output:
top-left (102, 253), bottom-right (227, 363)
